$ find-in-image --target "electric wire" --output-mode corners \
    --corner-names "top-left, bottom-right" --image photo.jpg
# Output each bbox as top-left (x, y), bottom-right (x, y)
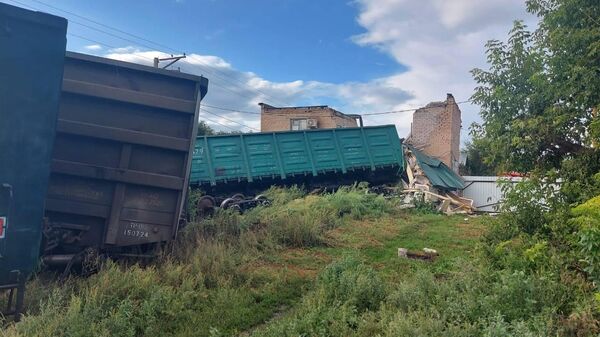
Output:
top-left (199, 107), bottom-right (260, 131)
top-left (30, 0), bottom-right (182, 53)
top-left (198, 115), bottom-right (239, 131)
top-left (197, 100), bottom-right (473, 118)
top-left (68, 32), bottom-right (118, 50)
top-left (361, 100), bottom-right (471, 115)
top-left (201, 104), bottom-right (261, 115)
top-left (6, 0), bottom-right (474, 128)
top-left (15, 0), bottom-right (291, 107)
top-left (8, 0), bottom-right (278, 106)
top-left (5, 0), bottom-right (252, 133)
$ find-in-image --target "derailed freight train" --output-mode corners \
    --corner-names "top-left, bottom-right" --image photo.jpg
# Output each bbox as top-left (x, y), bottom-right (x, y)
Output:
top-left (0, 3), bottom-right (67, 319)
top-left (0, 3), bottom-right (208, 317)
top-left (0, 1), bottom-right (405, 320)
top-left (189, 125), bottom-right (404, 213)
top-left (43, 52), bottom-right (208, 264)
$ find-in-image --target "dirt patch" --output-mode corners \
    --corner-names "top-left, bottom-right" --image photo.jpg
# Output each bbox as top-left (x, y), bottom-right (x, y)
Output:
top-left (282, 249), bottom-right (332, 269)
top-left (325, 218), bottom-right (403, 248)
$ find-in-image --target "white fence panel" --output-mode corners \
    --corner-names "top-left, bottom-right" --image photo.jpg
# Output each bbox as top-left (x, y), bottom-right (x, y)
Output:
top-left (461, 176), bottom-right (523, 212)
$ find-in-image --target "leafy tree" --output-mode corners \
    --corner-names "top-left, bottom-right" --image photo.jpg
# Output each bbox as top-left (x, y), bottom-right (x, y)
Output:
top-left (471, 0), bottom-right (600, 292)
top-left (470, 0), bottom-right (600, 173)
top-left (197, 120), bottom-right (216, 136)
top-left (459, 141), bottom-right (496, 176)
top-left (197, 120), bottom-right (245, 136)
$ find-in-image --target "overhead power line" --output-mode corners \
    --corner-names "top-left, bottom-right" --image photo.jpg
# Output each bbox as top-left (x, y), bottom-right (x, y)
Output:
top-left (361, 100), bottom-right (472, 116)
top-left (68, 32), bottom-right (118, 50)
top-left (202, 104), bottom-right (261, 115)
top-left (9, 0), bottom-right (291, 107)
top-left (7, 0), bottom-right (474, 128)
top-left (30, 0), bottom-right (181, 53)
top-left (197, 100), bottom-right (473, 118)
top-left (199, 116), bottom-right (239, 131)
top-left (199, 107), bottom-right (259, 131)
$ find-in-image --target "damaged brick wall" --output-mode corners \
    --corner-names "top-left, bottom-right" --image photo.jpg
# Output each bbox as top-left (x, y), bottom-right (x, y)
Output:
top-left (406, 94), bottom-right (461, 173)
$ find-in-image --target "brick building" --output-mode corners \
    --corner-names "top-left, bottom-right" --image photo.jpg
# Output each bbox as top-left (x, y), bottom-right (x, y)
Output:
top-left (259, 103), bottom-right (361, 132)
top-left (406, 94), bottom-right (462, 173)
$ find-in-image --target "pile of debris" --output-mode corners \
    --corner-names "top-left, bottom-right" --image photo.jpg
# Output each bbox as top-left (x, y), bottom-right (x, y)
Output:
top-left (400, 145), bottom-right (475, 215)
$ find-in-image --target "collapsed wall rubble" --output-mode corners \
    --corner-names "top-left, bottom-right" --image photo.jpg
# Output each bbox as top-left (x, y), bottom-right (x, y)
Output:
top-left (401, 145), bottom-right (475, 215)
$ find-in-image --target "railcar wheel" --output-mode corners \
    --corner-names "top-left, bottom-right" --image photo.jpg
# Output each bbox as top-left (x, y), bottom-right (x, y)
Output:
top-left (231, 193), bottom-right (245, 201)
top-left (254, 194), bottom-right (271, 206)
top-left (220, 198), bottom-right (243, 213)
top-left (220, 197), bottom-right (236, 209)
top-left (197, 195), bottom-right (216, 217)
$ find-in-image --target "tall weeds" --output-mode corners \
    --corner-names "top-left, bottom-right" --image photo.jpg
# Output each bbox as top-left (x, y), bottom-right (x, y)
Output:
top-left (3, 185), bottom-right (393, 337)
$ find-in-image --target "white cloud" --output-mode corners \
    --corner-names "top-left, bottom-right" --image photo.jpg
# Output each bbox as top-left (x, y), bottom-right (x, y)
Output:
top-left (98, 1), bottom-right (537, 140)
top-left (352, 0), bottom-right (538, 140)
top-left (84, 44), bottom-right (102, 51)
top-left (103, 49), bottom-right (413, 133)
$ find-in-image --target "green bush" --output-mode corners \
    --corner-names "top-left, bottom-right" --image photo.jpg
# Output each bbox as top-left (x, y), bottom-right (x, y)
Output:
top-left (322, 184), bottom-right (393, 219)
top-left (186, 187), bottom-right (206, 223)
top-left (316, 257), bottom-right (385, 313)
top-left (243, 184), bottom-right (395, 248)
top-left (8, 183), bottom-right (599, 336)
top-left (498, 175), bottom-right (566, 236)
top-left (252, 257), bottom-right (386, 337)
top-left (252, 257), bottom-right (580, 337)
top-left (261, 185), bottom-right (306, 206)
top-left (411, 193), bottom-right (440, 215)
top-left (571, 195), bottom-right (600, 286)
top-left (187, 209), bottom-right (246, 240)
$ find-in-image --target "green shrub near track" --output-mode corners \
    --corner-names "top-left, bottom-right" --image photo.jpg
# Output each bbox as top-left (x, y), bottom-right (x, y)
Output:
top-left (2, 186), bottom-right (598, 336)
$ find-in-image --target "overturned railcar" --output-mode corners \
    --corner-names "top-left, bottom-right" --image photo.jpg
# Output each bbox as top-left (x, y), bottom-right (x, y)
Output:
top-left (43, 52), bottom-right (208, 261)
top-left (0, 2), bottom-right (67, 319)
top-left (190, 125), bottom-right (404, 210)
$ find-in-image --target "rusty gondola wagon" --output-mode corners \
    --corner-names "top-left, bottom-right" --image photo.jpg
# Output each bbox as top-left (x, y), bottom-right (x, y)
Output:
top-left (42, 52), bottom-right (208, 264)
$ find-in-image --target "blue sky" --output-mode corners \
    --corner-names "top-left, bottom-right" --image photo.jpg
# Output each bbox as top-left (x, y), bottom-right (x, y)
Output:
top-left (5, 0), bottom-right (535, 139)
top-left (33, 0), bottom-right (402, 83)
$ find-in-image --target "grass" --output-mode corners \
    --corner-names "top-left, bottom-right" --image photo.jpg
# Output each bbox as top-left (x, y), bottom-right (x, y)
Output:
top-left (1, 185), bottom-right (596, 336)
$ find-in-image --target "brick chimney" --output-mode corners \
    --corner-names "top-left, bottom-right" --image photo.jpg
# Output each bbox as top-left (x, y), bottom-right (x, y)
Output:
top-left (406, 94), bottom-right (462, 173)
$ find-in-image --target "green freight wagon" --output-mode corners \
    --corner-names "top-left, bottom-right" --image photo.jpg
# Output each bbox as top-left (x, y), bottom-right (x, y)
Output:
top-left (190, 125), bottom-right (404, 196)
top-left (0, 3), bottom-right (67, 319)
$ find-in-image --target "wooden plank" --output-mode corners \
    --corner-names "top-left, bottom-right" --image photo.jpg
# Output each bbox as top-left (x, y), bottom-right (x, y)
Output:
top-left (406, 164), bottom-right (415, 185)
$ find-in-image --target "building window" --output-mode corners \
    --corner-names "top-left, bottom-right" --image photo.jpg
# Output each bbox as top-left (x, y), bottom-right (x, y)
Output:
top-left (290, 119), bottom-right (308, 130)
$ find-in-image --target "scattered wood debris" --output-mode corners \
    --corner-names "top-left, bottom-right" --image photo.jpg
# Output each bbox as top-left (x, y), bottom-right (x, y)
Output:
top-left (400, 146), bottom-right (476, 215)
top-left (400, 188), bottom-right (475, 215)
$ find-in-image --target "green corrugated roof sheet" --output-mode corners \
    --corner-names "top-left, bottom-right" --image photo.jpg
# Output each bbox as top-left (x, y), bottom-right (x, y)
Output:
top-left (406, 145), bottom-right (464, 190)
